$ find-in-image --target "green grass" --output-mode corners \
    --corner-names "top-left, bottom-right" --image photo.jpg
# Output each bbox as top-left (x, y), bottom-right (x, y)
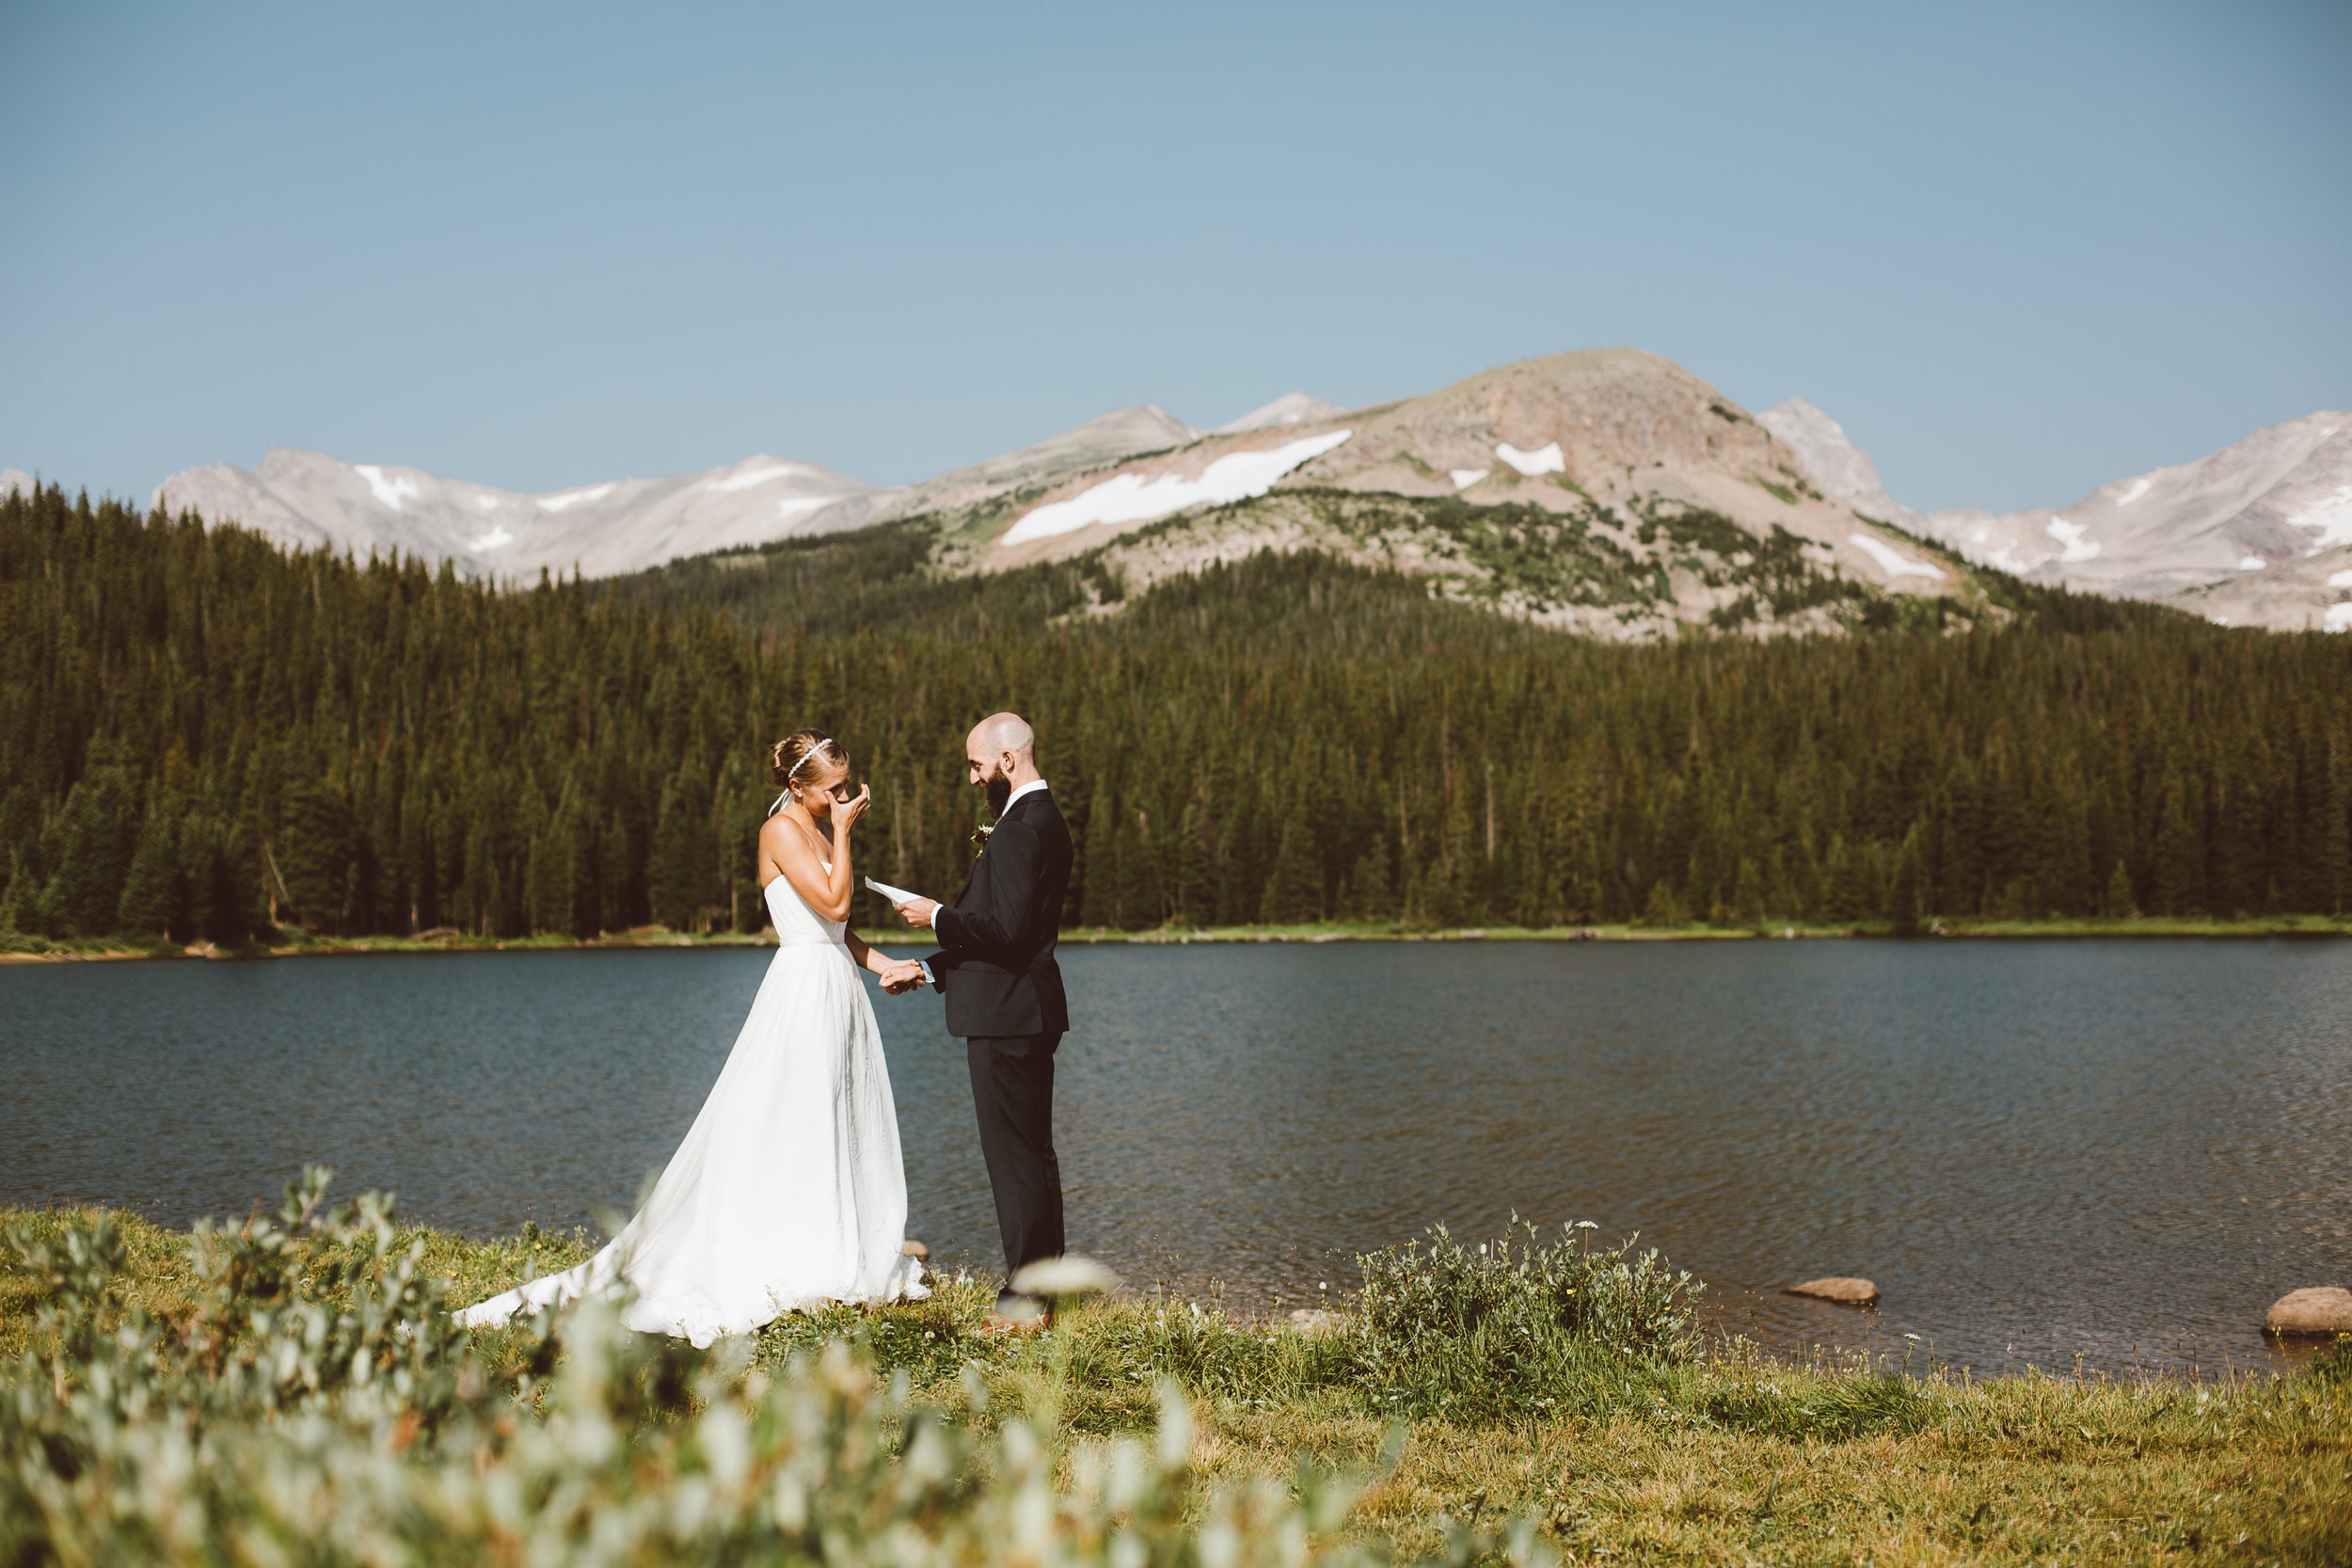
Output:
top-left (5, 1196), bottom-right (2346, 1564)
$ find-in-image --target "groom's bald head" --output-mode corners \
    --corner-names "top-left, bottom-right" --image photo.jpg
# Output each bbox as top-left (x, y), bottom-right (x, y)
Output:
top-left (966, 712), bottom-right (1040, 786)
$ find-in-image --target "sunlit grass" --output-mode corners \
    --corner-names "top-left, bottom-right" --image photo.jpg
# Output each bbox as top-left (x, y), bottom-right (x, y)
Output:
top-left (5, 1195), bottom-right (2346, 1563)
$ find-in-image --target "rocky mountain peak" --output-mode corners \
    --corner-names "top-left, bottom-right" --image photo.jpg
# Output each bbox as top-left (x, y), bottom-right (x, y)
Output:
top-left (1764, 401), bottom-right (2352, 629)
top-left (1215, 393), bottom-right (1344, 434)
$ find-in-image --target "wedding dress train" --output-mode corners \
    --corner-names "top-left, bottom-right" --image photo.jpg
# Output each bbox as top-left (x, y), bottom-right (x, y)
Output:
top-left (455, 869), bottom-right (928, 1346)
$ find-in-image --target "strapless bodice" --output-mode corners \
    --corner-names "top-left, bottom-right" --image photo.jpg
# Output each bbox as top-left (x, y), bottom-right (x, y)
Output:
top-left (764, 868), bottom-right (846, 946)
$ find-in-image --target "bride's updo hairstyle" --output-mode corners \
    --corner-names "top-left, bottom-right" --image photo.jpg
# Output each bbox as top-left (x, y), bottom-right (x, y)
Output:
top-left (770, 730), bottom-right (844, 793)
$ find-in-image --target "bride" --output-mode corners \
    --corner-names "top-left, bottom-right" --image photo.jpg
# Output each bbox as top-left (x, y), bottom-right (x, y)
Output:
top-left (456, 730), bottom-right (930, 1346)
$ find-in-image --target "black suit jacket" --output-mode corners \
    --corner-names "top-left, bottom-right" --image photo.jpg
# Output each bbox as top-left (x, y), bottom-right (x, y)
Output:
top-left (926, 786), bottom-right (1073, 1038)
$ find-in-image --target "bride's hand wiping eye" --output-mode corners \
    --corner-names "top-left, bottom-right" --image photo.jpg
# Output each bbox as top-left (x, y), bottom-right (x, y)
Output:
top-left (834, 784), bottom-right (872, 831)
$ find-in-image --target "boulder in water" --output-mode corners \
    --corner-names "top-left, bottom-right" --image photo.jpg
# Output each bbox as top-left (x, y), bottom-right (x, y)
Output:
top-left (2264, 1286), bottom-right (2352, 1335)
top-left (1786, 1276), bottom-right (1880, 1306)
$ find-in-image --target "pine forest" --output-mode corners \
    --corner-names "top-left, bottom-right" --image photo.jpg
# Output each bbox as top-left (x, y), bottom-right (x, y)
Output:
top-left (3, 482), bottom-right (2347, 949)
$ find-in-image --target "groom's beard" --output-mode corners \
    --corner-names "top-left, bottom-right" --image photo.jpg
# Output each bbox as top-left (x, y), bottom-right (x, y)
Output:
top-left (984, 770), bottom-right (1013, 819)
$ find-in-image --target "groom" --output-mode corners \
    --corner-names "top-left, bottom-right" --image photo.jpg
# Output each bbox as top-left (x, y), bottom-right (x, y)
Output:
top-left (890, 712), bottom-right (1073, 1328)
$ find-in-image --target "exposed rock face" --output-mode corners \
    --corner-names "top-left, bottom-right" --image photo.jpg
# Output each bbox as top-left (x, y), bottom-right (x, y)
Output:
top-left (1300, 349), bottom-right (1805, 516)
top-left (1756, 400), bottom-right (1919, 531)
top-left (2264, 1286), bottom-right (2352, 1335)
top-left (1763, 399), bottom-right (2352, 632)
top-left (1216, 392), bottom-right (1344, 434)
top-left (988, 350), bottom-right (1960, 610)
top-left (1785, 1276), bottom-right (1880, 1305)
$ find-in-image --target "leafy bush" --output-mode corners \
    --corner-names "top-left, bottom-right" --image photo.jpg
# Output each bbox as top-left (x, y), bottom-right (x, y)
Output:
top-left (1353, 1220), bottom-right (1701, 1419)
top-left (4, 1168), bottom-right (478, 1433)
top-left (0, 1175), bottom-right (1470, 1568)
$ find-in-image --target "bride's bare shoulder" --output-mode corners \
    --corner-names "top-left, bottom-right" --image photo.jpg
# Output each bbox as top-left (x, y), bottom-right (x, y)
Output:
top-left (755, 811), bottom-right (804, 870)
top-left (762, 811), bottom-right (827, 869)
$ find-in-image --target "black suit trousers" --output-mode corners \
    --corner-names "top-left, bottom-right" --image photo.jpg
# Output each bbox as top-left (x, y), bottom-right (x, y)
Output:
top-left (965, 1032), bottom-right (1064, 1286)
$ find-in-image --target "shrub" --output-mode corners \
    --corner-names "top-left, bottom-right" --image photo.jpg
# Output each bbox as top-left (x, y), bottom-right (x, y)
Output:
top-left (1353, 1220), bottom-right (1701, 1419)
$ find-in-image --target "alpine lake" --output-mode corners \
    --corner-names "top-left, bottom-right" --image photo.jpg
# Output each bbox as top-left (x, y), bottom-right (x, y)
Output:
top-left (4, 937), bottom-right (2344, 1377)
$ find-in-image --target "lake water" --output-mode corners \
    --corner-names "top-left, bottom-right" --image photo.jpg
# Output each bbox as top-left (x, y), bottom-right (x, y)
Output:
top-left (4, 941), bottom-right (2345, 1376)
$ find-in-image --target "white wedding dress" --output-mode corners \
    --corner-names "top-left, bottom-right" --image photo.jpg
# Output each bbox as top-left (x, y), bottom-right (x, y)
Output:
top-left (456, 868), bottom-right (929, 1346)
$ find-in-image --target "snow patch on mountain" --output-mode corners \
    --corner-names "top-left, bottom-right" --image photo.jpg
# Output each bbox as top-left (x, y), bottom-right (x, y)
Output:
top-left (354, 465), bottom-right (421, 511)
top-left (1496, 441), bottom-right (1565, 476)
top-left (537, 483), bottom-right (617, 514)
top-left (2046, 518), bottom-right (2101, 562)
top-left (705, 464), bottom-right (805, 494)
top-left (2290, 483), bottom-right (2352, 552)
top-left (1849, 533), bottom-right (1945, 578)
top-left (1003, 430), bottom-right (1353, 546)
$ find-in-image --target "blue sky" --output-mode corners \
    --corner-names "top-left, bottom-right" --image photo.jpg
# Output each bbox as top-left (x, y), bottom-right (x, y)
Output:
top-left (4, 1), bottom-right (2346, 513)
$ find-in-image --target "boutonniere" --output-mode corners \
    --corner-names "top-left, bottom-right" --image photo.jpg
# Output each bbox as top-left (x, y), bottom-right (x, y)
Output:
top-left (969, 822), bottom-right (994, 851)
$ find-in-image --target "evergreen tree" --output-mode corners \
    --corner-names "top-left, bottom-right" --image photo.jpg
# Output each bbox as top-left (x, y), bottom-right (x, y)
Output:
top-left (1887, 828), bottom-right (1924, 933)
top-left (115, 810), bottom-right (181, 937)
top-left (43, 767), bottom-right (138, 936)
top-left (278, 784), bottom-right (356, 934)
top-left (2102, 860), bottom-right (2137, 920)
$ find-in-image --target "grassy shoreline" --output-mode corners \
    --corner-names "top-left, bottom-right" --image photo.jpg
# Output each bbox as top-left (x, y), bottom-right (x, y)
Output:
top-left (4, 1200), bottom-right (2346, 1563)
top-left (6, 912), bottom-right (2349, 962)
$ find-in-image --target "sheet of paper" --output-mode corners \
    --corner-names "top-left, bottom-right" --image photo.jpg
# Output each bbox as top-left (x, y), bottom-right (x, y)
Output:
top-left (864, 876), bottom-right (927, 906)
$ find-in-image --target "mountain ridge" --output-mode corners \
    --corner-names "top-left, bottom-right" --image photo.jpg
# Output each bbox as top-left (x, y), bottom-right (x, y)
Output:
top-left (87, 352), bottom-right (2352, 633)
top-left (1760, 399), bottom-right (2352, 632)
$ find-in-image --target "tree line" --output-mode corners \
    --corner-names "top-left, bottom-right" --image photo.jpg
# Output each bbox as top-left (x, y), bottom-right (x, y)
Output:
top-left (2, 482), bottom-right (2346, 948)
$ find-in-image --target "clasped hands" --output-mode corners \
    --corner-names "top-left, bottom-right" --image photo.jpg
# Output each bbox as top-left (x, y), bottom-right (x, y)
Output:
top-left (875, 898), bottom-right (940, 994)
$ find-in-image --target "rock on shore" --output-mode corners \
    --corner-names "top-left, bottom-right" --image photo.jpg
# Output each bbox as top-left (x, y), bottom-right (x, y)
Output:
top-left (2264, 1286), bottom-right (2352, 1335)
top-left (1786, 1276), bottom-right (1880, 1306)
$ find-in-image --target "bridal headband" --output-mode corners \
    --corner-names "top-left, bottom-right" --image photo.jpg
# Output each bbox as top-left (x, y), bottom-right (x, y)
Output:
top-left (768, 736), bottom-right (834, 816)
top-left (789, 737), bottom-right (834, 779)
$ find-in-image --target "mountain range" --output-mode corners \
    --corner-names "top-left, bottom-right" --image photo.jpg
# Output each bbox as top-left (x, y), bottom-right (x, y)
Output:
top-left (11, 352), bottom-right (2345, 633)
top-left (1757, 400), bottom-right (2352, 633)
